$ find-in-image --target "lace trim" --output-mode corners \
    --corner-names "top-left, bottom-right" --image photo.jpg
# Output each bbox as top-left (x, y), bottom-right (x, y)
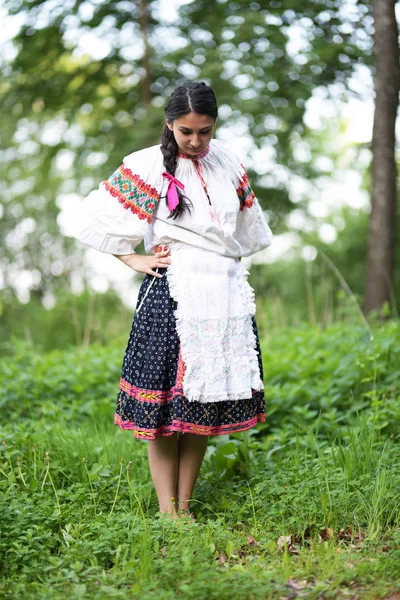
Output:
top-left (166, 244), bottom-right (263, 403)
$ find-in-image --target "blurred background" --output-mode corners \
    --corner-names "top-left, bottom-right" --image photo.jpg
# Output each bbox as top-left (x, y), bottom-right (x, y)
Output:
top-left (0, 0), bottom-right (399, 352)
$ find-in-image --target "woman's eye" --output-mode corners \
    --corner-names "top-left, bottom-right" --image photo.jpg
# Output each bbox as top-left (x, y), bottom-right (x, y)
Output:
top-left (181, 131), bottom-right (210, 136)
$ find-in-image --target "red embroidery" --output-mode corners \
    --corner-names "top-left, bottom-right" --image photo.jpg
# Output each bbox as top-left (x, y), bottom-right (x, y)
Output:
top-left (236, 167), bottom-right (255, 210)
top-left (178, 146), bottom-right (210, 159)
top-left (104, 164), bottom-right (160, 223)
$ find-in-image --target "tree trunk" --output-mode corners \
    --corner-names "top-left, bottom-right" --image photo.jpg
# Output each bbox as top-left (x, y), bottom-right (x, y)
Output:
top-left (364, 0), bottom-right (400, 314)
top-left (138, 0), bottom-right (152, 106)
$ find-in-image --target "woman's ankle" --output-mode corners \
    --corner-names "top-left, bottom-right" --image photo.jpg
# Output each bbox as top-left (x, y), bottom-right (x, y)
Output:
top-left (177, 498), bottom-right (191, 512)
top-left (159, 496), bottom-right (178, 515)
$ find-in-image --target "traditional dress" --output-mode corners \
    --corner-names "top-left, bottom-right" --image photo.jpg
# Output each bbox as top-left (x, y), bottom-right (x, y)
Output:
top-left (71, 138), bottom-right (273, 439)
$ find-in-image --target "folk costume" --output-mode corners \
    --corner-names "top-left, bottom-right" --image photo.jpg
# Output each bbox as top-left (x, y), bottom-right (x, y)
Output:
top-left (72, 138), bottom-right (273, 440)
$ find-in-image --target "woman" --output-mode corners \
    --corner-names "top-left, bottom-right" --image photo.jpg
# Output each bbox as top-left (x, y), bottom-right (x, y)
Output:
top-left (72, 82), bottom-right (273, 521)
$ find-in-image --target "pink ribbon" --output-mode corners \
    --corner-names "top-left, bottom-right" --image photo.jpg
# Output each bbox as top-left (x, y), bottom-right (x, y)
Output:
top-left (162, 172), bottom-right (185, 211)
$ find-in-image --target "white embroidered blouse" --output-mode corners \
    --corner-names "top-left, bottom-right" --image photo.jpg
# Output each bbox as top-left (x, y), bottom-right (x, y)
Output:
top-left (71, 138), bottom-right (273, 257)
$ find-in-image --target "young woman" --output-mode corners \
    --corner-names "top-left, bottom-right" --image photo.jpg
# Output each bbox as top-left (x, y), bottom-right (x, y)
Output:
top-left (72, 82), bottom-right (273, 521)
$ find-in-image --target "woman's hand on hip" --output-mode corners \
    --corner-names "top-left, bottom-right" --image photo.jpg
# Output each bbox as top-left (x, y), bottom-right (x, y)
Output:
top-left (114, 249), bottom-right (171, 278)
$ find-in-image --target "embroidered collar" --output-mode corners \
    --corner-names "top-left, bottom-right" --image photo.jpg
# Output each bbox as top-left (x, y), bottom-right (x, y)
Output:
top-left (178, 145), bottom-right (210, 160)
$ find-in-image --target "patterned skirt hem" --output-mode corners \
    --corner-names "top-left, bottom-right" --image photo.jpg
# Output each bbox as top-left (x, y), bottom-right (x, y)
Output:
top-left (114, 412), bottom-right (266, 440)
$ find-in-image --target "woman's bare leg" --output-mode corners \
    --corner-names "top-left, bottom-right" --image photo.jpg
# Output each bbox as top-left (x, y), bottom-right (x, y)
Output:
top-left (147, 432), bottom-right (208, 518)
top-left (147, 433), bottom-right (179, 517)
top-left (176, 433), bottom-right (209, 514)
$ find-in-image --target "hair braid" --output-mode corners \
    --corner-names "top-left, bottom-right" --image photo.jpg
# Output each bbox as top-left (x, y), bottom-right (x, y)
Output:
top-left (160, 124), bottom-right (190, 219)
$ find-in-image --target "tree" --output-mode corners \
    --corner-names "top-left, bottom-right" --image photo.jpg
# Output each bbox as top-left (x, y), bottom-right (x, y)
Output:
top-left (173, 0), bottom-right (374, 213)
top-left (0, 0), bottom-right (374, 304)
top-left (364, 0), bottom-right (400, 314)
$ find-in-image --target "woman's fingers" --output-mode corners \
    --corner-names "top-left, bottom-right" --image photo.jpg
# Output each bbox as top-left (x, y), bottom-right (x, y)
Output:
top-left (134, 251), bottom-right (171, 276)
top-left (153, 257), bottom-right (171, 267)
top-left (148, 268), bottom-right (163, 278)
top-left (155, 250), bottom-right (171, 265)
top-left (126, 253), bottom-right (171, 276)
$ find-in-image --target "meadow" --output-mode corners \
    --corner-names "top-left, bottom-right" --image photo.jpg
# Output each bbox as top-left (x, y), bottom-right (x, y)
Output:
top-left (1, 318), bottom-right (400, 599)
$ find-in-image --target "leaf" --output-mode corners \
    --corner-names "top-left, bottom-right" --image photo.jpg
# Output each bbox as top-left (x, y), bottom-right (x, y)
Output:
top-left (247, 534), bottom-right (258, 546)
top-left (286, 578), bottom-right (307, 591)
top-left (218, 442), bottom-right (238, 457)
top-left (100, 587), bottom-right (121, 596)
top-left (277, 535), bottom-right (292, 549)
top-left (231, 564), bottom-right (245, 572)
top-left (320, 527), bottom-right (334, 540)
top-left (225, 540), bottom-right (235, 558)
top-left (73, 584), bottom-right (87, 597)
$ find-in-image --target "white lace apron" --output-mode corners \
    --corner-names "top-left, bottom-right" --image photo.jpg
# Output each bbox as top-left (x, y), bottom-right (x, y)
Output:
top-left (166, 242), bottom-right (264, 404)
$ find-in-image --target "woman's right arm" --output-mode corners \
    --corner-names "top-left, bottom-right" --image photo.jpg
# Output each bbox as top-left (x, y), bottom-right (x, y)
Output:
top-left (69, 146), bottom-right (162, 256)
top-left (113, 249), bottom-right (171, 279)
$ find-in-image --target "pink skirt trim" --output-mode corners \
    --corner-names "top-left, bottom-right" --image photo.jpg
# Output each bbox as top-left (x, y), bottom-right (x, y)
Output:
top-left (114, 412), bottom-right (266, 440)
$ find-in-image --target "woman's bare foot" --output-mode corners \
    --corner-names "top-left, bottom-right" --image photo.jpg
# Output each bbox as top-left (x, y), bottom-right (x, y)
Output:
top-left (160, 512), bottom-right (179, 520)
top-left (157, 507), bottom-right (179, 521)
top-left (177, 507), bottom-right (196, 522)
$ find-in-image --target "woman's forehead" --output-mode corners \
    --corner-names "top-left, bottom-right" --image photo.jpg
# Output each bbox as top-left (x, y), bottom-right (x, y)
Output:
top-left (172, 112), bottom-right (215, 130)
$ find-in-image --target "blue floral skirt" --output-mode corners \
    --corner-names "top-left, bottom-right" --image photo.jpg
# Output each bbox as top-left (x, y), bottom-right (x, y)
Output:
top-left (114, 268), bottom-right (266, 440)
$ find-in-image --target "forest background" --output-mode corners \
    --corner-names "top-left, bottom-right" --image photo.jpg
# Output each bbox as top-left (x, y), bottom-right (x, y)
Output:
top-left (1, 0), bottom-right (399, 351)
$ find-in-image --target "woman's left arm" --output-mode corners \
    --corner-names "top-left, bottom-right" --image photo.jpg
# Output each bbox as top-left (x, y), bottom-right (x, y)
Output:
top-left (234, 165), bottom-right (273, 257)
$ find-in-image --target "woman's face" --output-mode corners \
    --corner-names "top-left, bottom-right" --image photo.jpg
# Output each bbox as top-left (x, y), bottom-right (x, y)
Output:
top-left (167, 112), bottom-right (215, 157)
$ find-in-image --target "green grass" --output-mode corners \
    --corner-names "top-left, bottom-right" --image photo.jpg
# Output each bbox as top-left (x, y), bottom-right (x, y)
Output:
top-left (1, 321), bottom-right (400, 599)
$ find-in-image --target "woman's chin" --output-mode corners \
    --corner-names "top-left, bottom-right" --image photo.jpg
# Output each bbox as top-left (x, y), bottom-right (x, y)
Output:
top-left (185, 148), bottom-right (203, 156)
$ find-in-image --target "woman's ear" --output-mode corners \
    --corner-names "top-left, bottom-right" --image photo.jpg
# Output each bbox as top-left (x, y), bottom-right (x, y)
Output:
top-left (166, 120), bottom-right (173, 131)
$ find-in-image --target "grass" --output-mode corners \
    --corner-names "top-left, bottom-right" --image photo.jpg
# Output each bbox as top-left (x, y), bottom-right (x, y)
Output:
top-left (1, 321), bottom-right (400, 599)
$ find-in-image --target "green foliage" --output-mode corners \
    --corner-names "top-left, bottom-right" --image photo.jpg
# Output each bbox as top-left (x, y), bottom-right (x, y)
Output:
top-left (2, 320), bottom-right (400, 439)
top-left (250, 206), bottom-right (400, 325)
top-left (0, 285), bottom-right (133, 353)
top-left (0, 340), bottom-right (121, 422)
top-left (259, 320), bottom-right (400, 441)
top-left (0, 0), bottom-right (375, 299)
top-left (176, 0), bottom-right (372, 174)
top-left (1, 321), bottom-right (400, 597)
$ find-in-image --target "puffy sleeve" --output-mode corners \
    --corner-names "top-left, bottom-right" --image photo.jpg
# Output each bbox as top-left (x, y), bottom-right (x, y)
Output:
top-left (233, 159), bottom-right (273, 258)
top-left (70, 145), bottom-right (163, 255)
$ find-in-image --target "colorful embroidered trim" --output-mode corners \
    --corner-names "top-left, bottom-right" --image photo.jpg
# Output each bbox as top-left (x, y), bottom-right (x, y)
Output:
top-left (114, 412), bottom-right (266, 440)
top-left (236, 167), bottom-right (255, 210)
top-left (119, 351), bottom-right (186, 404)
top-left (178, 146), bottom-right (210, 160)
top-left (119, 377), bottom-right (260, 405)
top-left (104, 164), bottom-right (160, 223)
top-left (115, 350), bottom-right (265, 440)
top-left (119, 378), bottom-right (183, 404)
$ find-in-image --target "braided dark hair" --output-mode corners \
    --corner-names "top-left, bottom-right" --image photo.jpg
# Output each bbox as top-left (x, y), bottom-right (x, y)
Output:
top-left (161, 82), bottom-right (218, 220)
